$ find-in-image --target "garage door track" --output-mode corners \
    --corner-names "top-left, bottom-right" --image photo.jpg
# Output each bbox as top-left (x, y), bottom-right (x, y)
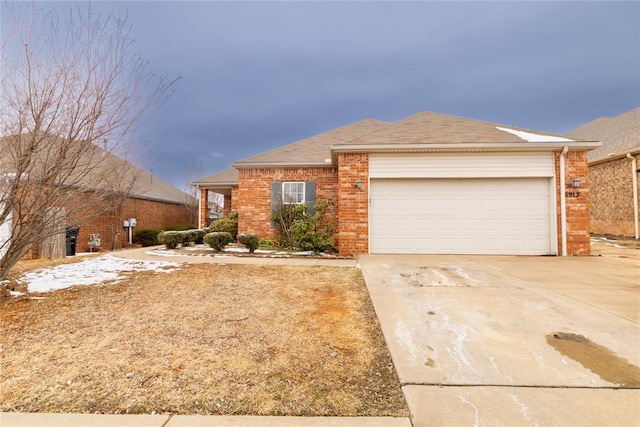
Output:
top-left (359, 252), bottom-right (639, 426)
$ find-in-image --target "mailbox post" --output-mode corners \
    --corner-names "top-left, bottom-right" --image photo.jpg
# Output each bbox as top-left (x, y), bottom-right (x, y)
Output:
top-left (123, 218), bottom-right (137, 245)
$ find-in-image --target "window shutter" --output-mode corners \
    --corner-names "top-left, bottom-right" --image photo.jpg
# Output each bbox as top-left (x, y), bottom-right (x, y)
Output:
top-left (305, 181), bottom-right (316, 216)
top-left (271, 182), bottom-right (282, 211)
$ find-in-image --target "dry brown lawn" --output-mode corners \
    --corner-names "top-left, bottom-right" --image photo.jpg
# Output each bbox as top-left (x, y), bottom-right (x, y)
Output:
top-left (1, 263), bottom-right (408, 416)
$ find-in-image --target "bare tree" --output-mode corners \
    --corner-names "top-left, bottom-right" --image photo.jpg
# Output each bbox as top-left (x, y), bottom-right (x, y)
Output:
top-left (0, 3), bottom-right (176, 281)
top-left (182, 159), bottom-right (204, 227)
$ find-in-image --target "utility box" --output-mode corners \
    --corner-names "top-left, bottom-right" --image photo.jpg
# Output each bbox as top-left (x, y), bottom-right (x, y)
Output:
top-left (65, 225), bottom-right (80, 256)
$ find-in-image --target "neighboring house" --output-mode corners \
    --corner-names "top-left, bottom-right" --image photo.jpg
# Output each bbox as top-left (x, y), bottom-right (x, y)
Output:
top-left (567, 108), bottom-right (640, 239)
top-left (0, 133), bottom-right (193, 257)
top-left (71, 163), bottom-right (194, 252)
top-left (194, 111), bottom-right (599, 256)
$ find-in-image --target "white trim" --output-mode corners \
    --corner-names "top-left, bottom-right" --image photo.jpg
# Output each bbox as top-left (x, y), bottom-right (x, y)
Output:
top-left (198, 191), bottom-right (202, 229)
top-left (627, 154), bottom-right (639, 239)
top-left (369, 152), bottom-right (554, 178)
top-left (560, 147), bottom-right (568, 256)
top-left (549, 177), bottom-right (559, 255)
top-left (282, 181), bottom-right (305, 204)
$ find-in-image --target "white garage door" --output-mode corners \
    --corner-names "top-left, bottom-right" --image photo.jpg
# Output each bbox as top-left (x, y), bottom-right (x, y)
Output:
top-left (370, 178), bottom-right (553, 255)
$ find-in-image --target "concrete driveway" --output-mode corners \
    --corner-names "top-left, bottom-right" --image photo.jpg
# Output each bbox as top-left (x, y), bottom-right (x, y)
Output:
top-left (359, 243), bottom-right (639, 426)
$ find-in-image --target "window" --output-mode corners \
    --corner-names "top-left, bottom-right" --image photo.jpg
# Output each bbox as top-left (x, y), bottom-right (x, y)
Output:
top-left (271, 181), bottom-right (316, 216)
top-left (282, 182), bottom-right (305, 204)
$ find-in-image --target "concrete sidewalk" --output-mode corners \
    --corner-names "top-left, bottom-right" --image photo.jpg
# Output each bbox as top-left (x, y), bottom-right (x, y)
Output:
top-left (0, 413), bottom-right (411, 427)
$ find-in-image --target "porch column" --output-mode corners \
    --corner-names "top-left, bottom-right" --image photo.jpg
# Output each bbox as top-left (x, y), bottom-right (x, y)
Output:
top-left (223, 194), bottom-right (232, 216)
top-left (199, 188), bottom-right (208, 229)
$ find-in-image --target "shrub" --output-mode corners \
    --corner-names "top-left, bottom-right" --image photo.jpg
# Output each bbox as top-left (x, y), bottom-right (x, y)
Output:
top-left (134, 229), bottom-right (161, 247)
top-left (181, 229), bottom-right (198, 246)
top-left (258, 238), bottom-right (278, 249)
top-left (271, 203), bottom-right (308, 249)
top-left (157, 230), bottom-right (183, 249)
top-left (193, 229), bottom-right (207, 244)
top-left (165, 224), bottom-right (197, 231)
top-left (271, 199), bottom-right (335, 252)
top-left (208, 212), bottom-right (238, 240)
top-left (203, 232), bottom-right (232, 251)
top-left (238, 233), bottom-right (259, 253)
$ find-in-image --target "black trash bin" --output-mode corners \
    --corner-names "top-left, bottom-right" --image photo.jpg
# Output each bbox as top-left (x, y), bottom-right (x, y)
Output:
top-left (65, 225), bottom-right (80, 256)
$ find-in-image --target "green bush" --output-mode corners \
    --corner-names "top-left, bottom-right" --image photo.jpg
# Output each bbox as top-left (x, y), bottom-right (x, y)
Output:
top-left (203, 232), bottom-right (232, 251)
top-left (181, 229), bottom-right (198, 246)
top-left (134, 229), bottom-right (161, 247)
top-left (165, 224), bottom-right (197, 231)
top-left (238, 233), bottom-right (259, 253)
top-left (271, 203), bottom-right (308, 249)
top-left (208, 212), bottom-right (238, 240)
top-left (157, 230), bottom-right (183, 249)
top-left (193, 229), bottom-right (207, 244)
top-left (258, 238), bottom-right (278, 249)
top-left (271, 199), bottom-right (335, 252)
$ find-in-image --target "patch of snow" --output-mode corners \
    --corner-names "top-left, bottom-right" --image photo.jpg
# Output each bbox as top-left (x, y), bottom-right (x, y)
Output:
top-left (222, 247), bottom-right (249, 253)
top-left (496, 126), bottom-right (574, 142)
top-left (9, 290), bottom-right (24, 296)
top-left (20, 254), bottom-right (181, 294)
top-left (458, 395), bottom-right (480, 427)
top-left (395, 319), bottom-right (419, 362)
top-left (605, 243), bottom-right (626, 249)
top-left (145, 249), bottom-right (181, 257)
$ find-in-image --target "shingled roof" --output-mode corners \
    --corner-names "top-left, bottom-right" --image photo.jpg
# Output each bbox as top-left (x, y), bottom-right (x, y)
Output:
top-left (195, 111), bottom-right (599, 188)
top-left (0, 133), bottom-right (189, 205)
top-left (343, 111), bottom-right (578, 145)
top-left (566, 107), bottom-right (640, 163)
top-left (232, 119), bottom-right (388, 167)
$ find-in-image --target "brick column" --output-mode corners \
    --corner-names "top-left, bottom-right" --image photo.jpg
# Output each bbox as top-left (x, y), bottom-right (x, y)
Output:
top-left (565, 151), bottom-right (591, 255)
top-left (199, 188), bottom-right (208, 229)
top-left (337, 153), bottom-right (369, 256)
top-left (555, 151), bottom-right (591, 256)
top-left (223, 194), bottom-right (232, 216)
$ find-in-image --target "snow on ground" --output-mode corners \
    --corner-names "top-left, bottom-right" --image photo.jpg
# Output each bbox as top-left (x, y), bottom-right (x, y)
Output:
top-left (20, 254), bottom-right (181, 294)
top-left (147, 244), bottom-right (315, 257)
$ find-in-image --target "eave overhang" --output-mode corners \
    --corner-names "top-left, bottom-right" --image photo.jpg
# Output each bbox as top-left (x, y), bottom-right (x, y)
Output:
top-left (589, 146), bottom-right (640, 166)
top-left (231, 161), bottom-right (335, 169)
top-left (330, 141), bottom-right (601, 163)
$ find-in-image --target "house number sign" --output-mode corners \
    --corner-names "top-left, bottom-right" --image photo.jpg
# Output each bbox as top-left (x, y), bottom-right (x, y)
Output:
top-left (565, 191), bottom-right (581, 198)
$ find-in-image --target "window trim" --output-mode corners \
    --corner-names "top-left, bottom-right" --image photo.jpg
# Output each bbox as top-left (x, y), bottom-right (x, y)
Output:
top-left (282, 181), bottom-right (305, 204)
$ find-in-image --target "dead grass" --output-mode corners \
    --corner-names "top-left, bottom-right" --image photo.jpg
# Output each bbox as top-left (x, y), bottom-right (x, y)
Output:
top-left (1, 264), bottom-right (408, 416)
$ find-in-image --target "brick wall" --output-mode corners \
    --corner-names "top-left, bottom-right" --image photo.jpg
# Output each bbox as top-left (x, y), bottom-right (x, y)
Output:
top-left (69, 196), bottom-right (191, 252)
top-left (589, 158), bottom-right (637, 237)
top-left (337, 153), bottom-right (369, 255)
top-left (237, 168), bottom-right (338, 241)
top-left (554, 151), bottom-right (591, 256)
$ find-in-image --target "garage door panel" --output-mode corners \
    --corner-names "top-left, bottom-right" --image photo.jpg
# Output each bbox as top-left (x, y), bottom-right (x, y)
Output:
top-left (370, 178), bottom-right (552, 255)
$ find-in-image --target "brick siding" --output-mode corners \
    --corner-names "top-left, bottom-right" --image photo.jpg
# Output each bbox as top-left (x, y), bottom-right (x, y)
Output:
top-left (237, 168), bottom-right (338, 242)
top-left (199, 189), bottom-right (209, 229)
top-left (554, 151), bottom-right (591, 256)
top-left (589, 157), bottom-right (638, 237)
top-left (68, 196), bottom-right (191, 252)
top-left (337, 153), bottom-right (369, 255)
top-left (206, 150), bottom-right (594, 257)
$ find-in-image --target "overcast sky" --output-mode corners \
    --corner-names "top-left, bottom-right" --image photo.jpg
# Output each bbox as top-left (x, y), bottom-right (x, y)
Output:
top-left (8, 1), bottom-right (640, 189)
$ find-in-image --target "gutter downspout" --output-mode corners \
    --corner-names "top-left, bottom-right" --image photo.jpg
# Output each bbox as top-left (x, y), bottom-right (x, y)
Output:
top-left (627, 153), bottom-right (639, 239)
top-left (560, 146), bottom-right (569, 256)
